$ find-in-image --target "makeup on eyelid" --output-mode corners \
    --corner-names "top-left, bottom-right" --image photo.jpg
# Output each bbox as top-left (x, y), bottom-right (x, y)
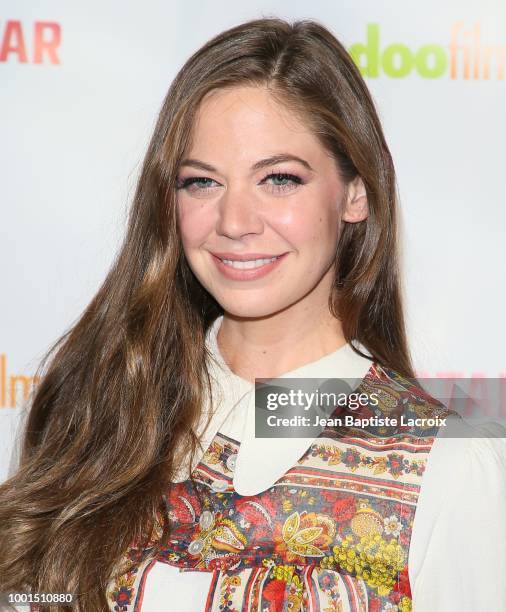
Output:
top-left (175, 171), bottom-right (306, 196)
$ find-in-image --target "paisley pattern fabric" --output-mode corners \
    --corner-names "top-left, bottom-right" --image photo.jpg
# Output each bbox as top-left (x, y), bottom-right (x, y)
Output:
top-left (106, 363), bottom-right (452, 612)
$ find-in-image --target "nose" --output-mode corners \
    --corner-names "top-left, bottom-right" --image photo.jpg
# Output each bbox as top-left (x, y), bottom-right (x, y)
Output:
top-left (215, 183), bottom-right (264, 240)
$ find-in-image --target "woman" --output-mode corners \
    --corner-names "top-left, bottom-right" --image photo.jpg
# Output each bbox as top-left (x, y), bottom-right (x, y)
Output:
top-left (1, 16), bottom-right (504, 612)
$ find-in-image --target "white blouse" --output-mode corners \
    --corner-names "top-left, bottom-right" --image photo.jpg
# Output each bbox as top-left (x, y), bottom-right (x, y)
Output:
top-left (141, 315), bottom-right (506, 612)
top-left (8, 315), bottom-right (506, 611)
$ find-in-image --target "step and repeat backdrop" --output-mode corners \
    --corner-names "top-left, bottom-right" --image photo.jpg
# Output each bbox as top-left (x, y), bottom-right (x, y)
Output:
top-left (1, 1), bottom-right (505, 481)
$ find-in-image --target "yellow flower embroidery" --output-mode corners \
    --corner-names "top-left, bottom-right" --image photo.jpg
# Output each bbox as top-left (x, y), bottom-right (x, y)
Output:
top-left (332, 533), bottom-right (406, 596)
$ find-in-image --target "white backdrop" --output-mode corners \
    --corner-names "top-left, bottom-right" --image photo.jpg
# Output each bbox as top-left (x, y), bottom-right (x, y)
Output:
top-left (1, 0), bottom-right (505, 481)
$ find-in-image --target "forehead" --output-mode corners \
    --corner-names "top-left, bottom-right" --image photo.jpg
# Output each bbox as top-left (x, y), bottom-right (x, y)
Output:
top-left (197, 85), bottom-right (300, 124)
top-left (189, 85), bottom-right (322, 156)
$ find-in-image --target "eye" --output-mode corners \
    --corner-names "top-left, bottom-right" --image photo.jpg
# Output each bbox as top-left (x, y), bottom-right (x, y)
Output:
top-left (175, 176), bottom-right (220, 194)
top-left (260, 172), bottom-right (303, 194)
top-left (175, 172), bottom-right (304, 197)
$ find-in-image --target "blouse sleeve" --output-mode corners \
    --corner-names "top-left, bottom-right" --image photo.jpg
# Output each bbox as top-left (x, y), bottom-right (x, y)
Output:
top-left (409, 417), bottom-right (506, 611)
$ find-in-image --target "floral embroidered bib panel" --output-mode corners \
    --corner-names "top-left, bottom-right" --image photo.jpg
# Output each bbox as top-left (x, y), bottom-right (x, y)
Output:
top-left (107, 364), bottom-right (452, 612)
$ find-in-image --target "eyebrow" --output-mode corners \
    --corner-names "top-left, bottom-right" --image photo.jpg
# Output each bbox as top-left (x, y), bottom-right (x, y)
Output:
top-left (179, 153), bottom-right (315, 174)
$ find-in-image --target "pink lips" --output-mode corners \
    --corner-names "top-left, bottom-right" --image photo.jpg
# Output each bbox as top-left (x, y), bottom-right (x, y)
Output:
top-left (210, 252), bottom-right (288, 281)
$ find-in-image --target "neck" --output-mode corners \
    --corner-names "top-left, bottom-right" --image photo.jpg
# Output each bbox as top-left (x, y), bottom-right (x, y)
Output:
top-left (216, 302), bottom-right (346, 384)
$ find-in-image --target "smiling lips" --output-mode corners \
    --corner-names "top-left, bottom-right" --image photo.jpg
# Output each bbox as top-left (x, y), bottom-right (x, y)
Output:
top-left (210, 251), bottom-right (288, 280)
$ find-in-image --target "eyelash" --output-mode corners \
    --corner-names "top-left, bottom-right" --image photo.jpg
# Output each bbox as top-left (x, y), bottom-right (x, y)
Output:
top-left (175, 172), bottom-right (304, 195)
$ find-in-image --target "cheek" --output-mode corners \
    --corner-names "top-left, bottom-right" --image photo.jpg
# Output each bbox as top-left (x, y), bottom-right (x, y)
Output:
top-left (177, 199), bottom-right (214, 248)
top-left (274, 192), bottom-right (340, 252)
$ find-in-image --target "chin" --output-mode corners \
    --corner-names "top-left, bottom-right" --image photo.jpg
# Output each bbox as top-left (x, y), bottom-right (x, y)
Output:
top-left (217, 295), bottom-right (289, 320)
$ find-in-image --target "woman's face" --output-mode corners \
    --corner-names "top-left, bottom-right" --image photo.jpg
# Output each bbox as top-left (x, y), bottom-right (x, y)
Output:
top-left (176, 85), bottom-right (367, 318)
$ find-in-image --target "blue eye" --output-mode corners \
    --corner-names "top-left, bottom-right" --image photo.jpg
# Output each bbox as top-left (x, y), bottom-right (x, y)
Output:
top-left (175, 171), bottom-right (304, 196)
top-left (260, 172), bottom-right (303, 193)
top-left (175, 177), bottom-right (218, 191)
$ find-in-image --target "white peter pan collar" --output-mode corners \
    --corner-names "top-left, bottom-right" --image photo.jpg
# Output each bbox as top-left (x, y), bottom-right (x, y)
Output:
top-left (175, 315), bottom-right (374, 495)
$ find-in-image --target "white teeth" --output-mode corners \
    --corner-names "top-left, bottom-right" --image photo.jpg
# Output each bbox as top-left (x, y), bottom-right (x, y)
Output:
top-left (221, 257), bottom-right (278, 269)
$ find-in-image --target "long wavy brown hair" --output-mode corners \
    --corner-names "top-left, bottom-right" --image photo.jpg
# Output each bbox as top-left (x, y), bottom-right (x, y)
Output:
top-left (0, 16), bottom-right (414, 611)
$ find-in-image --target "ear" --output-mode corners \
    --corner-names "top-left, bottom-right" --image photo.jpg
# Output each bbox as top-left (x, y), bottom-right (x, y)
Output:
top-left (341, 176), bottom-right (368, 223)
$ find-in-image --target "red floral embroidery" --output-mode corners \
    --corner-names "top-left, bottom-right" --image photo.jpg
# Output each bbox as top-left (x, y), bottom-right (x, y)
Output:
top-left (331, 496), bottom-right (356, 522)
